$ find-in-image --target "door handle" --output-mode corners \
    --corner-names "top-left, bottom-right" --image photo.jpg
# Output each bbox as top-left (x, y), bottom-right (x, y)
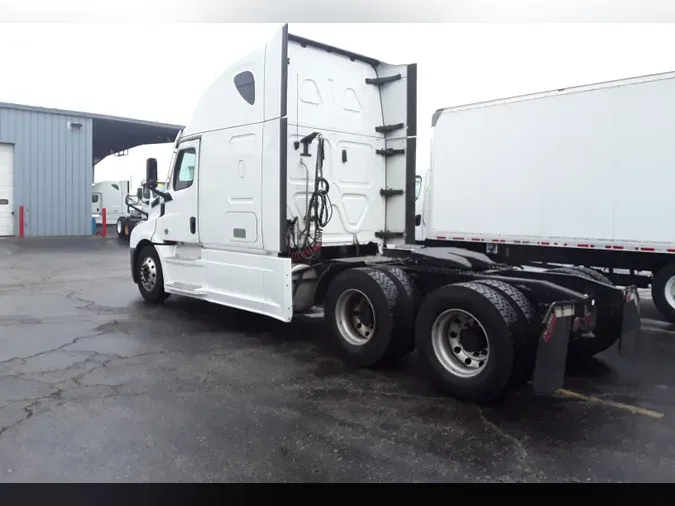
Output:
top-left (190, 217), bottom-right (196, 234)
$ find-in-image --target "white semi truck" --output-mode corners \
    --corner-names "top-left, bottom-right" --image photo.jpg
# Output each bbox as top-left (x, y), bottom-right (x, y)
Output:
top-left (415, 71), bottom-right (675, 324)
top-left (127, 25), bottom-right (640, 404)
top-left (92, 180), bottom-right (130, 226)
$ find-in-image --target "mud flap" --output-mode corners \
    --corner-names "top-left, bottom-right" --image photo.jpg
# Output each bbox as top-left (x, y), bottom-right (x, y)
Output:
top-left (531, 303), bottom-right (575, 395)
top-left (618, 286), bottom-right (641, 358)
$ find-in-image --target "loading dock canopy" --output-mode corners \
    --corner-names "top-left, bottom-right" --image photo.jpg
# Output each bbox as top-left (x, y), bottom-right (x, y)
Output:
top-left (92, 115), bottom-right (183, 162)
top-left (0, 101), bottom-right (184, 163)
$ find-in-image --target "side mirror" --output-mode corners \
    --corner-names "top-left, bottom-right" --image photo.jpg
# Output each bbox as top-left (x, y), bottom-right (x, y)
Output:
top-left (146, 158), bottom-right (158, 189)
top-left (136, 187), bottom-right (143, 200)
top-left (415, 214), bottom-right (422, 226)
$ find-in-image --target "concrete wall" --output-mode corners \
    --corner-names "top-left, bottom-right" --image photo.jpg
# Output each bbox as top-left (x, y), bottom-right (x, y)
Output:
top-left (0, 106), bottom-right (93, 236)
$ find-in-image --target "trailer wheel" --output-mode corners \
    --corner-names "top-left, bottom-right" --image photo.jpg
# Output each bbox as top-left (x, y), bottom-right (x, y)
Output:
top-left (116, 217), bottom-right (127, 239)
top-left (474, 280), bottom-right (537, 386)
top-left (547, 266), bottom-right (621, 358)
top-left (652, 263), bottom-right (675, 323)
top-left (135, 245), bottom-right (168, 304)
top-left (374, 265), bottom-right (421, 362)
top-left (323, 267), bottom-right (401, 367)
top-left (414, 282), bottom-right (519, 404)
top-left (550, 266), bottom-right (612, 285)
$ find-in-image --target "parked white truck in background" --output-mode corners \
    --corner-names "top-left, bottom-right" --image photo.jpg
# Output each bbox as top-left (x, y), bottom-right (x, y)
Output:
top-left (115, 180), bottom-right (166, 241)
top-left (91, 180), bottom-right (130, 226)
top-left (127, 24), bottom-right (640, 405)
top-left (415, 71), bottom-right (675, 324)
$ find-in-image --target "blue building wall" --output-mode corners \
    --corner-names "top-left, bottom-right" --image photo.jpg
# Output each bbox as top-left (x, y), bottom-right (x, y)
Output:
top-left (0, 106), bottom-right (93, 236)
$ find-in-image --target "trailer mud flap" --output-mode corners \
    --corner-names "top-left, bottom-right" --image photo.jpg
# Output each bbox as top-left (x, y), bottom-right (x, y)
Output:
top-left (618, 286), bottom-right (641, 358)
top-left (531, 303), bottom-right (574, 395)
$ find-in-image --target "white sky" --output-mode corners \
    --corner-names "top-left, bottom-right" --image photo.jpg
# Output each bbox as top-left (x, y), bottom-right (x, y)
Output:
top-left (0, 23), bottom-right (674, 188)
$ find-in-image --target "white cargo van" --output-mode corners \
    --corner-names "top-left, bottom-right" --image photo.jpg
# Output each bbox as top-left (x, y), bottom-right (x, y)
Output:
top-left (127, 25), bottom-right (640, 404)
top-left (416, 71), bottom-right (675, 323)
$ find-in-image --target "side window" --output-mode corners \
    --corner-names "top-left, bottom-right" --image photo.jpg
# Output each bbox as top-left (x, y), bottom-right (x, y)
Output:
top-left (92, 194), bottom-right (99, 203)
top-left (234, 71), bottom-right (255, 105)
top-left (111, 184), bottom-right (119, 191)
top-left (414, 175), bottom-right (423, 201)
top-left (173, 148), bottom-right (197, 191)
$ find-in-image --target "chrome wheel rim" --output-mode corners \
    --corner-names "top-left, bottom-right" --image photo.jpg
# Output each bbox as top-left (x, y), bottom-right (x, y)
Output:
top-left (117, 220), bottom-right (123, 234)
top-left (665, 276), bottom-right (675, 310)
top-left (140, 256), bottom-right (157, 292)
top-left (431, 309), bottom-right (489, 378)
top-left (335, 289), bottom-right (376, 346)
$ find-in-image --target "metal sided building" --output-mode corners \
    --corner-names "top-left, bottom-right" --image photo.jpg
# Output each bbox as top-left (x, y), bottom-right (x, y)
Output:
top-left (0, 102), bottom-right (183, 237)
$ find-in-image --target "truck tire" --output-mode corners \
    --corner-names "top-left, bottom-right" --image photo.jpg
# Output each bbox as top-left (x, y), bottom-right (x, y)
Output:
top-left (474, 279), bottom-right (537, 387)
top-left (414, 281), bottom-right (520, 404)
top-left (374, 265), bottom-right (421, 362)
top-left (135, 245), bottom-right (169, 304)
top-left (651, 263), bottom-right (675, 323)
top-left (550, 266), bottom-right (612, 285)
top-left (323, 267), bottom-right (402, 367)
top-left (116, 217), bottom-right (127, 239)
top-left (546, 266), bottom-right (621, 359)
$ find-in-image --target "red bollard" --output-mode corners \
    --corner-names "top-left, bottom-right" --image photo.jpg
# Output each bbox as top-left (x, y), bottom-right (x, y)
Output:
top-left (101, 208), bottom-right (107, 237)
top-left (19, 205), bottom-right (24, 238)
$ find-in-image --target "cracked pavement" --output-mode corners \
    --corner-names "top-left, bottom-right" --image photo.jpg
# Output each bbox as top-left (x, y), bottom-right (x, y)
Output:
top-left (1, 236), bottom-right (675, 482)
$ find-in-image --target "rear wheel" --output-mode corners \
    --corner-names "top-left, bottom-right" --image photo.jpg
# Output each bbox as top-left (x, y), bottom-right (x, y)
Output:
top-left (414, 282), bottom-right (521, 404)
top-left (652, 263), bottom-right (675, 323)
top-left (116, 217), bottom-right (127, 239)
top-left (474, 279), bottom-right (537, 387)
top-left (374, 265), bottom-right (420, 363)
top-left (324, 267), bottom-right (404, 367)
top-left (135, 245), bottom-right (168, 304)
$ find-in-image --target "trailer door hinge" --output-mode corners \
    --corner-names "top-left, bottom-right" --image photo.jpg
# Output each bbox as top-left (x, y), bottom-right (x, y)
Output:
top-left (375, 230), bottom-right (404, 240)
top-left (365, 74), bottom-right (402, 86)
top-left (376, 148), bottom-right (405, 157)
top-left (375, 122), bottom-right (404, 134)
top-left (379, 188), bottom-right (404, 198)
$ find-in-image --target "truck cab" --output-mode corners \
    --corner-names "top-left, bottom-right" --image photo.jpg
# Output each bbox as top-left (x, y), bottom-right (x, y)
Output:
top-left (130, 24), bottom-right (417, 322)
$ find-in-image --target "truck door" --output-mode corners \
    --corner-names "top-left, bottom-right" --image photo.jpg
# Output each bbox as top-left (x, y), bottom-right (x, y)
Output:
top-left (160, 139), bottom-right (200, 244)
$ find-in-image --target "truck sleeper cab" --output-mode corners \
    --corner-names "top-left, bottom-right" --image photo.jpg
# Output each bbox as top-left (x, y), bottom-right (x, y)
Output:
top-left (128, 25), bottom-right (640, 405)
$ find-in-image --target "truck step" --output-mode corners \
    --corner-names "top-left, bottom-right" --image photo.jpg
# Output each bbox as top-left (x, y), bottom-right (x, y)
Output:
top-left (165, 256), bottom-right (202, 266)
top-left (365, 74), bottom-right (401, 86)
top-left (375, 122), bottom-right (404, 134)
top-left (165, 282), bottom-right (207, 295)
top-left (376, 148), bottom-right (405, 157)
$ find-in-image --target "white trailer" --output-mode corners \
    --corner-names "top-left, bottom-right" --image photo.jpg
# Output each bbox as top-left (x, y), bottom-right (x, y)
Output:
top-left (127, 25), bottom-right (640, 405)
top-left (92, 180), bottom-right (130, 226)
top-left (418, 71), bottom-right (675, 323)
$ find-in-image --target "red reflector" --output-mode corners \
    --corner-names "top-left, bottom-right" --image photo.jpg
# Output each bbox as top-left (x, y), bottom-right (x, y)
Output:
top-left (572, 317), bottom-right (581, 332)
top-left (543, 314), bottom-right (557, 343)
top-left (641, 247), bottom-right (655, 252)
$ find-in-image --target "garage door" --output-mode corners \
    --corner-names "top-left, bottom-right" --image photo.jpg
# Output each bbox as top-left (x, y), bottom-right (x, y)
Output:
top-left (0, 143), bottom-right (14, 236)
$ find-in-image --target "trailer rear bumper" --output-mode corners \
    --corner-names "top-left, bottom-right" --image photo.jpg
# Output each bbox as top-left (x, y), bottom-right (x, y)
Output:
top-left (531, 287), bottom-right (641, 395)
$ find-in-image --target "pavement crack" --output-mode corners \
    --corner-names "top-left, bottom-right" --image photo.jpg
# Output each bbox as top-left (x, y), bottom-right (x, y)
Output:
top-left (0, 331), bottom-right (108, 367)
top-left (476, 406), bottom-right (535, 479)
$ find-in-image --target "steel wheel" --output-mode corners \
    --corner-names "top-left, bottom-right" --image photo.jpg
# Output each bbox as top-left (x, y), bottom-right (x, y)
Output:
top-left (334, 289), bottom-right (376, 346)
top-left (140, 256), bottom-right (158, 293)
top-left (431, 308), bottom-right (489, 378)
top-left (665, 275), bottom-right (675, 310)
top-left (116, 220), bottom-right (123, 235)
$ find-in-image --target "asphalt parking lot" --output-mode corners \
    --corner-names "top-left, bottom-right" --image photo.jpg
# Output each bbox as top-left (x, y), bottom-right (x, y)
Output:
top-left (1, 237), bottom-right (674, 482)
